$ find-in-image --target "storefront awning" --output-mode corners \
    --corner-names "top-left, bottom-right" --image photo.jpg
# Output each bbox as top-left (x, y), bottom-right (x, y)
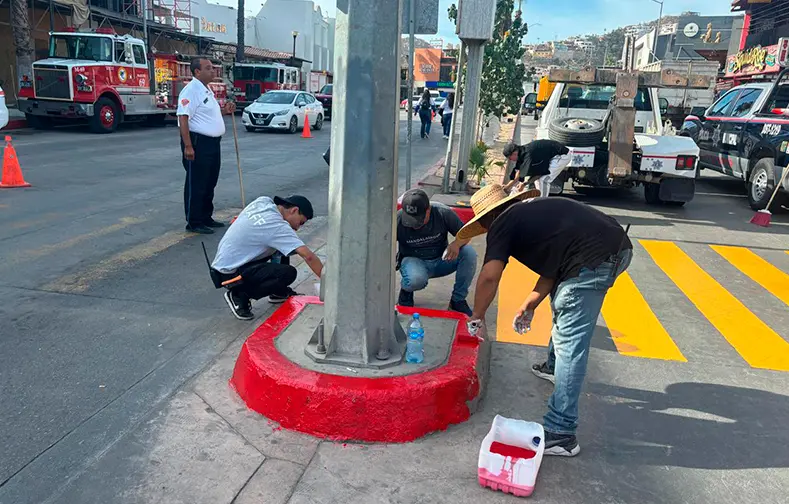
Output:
top-left (208, 42), bottom-right (311, 64)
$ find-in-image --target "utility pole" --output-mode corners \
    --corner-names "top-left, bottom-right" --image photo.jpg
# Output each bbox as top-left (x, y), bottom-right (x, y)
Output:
top-left (650, 0), bottom-right (664, 63)
top-left (442, 41), bottom-right (464, 193)
top-left (304, 0), bottom-right (404, 367)
top-left (405, 0), bottom-right (416, 190)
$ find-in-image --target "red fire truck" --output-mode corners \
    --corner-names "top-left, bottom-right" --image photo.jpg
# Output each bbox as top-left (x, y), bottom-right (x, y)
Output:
top-left (232, 62), bottom-right (301, 108)
top-left (17, 28), bottom-right (227, 134)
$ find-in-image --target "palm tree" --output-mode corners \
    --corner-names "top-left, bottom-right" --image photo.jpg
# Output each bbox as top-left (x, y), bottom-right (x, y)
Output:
top-left (236, 0), bottom-right (245, 63)
top-left (11, 0), bottom-right (34, 90)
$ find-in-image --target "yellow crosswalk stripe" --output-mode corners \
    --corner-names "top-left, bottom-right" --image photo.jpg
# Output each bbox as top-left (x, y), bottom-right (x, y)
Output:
top-left (641, 240), bottom-right (789, 372)
top-left (496, 260), bottom-right (551, 346)
top-left (711, 245), bottom-right (789, 307)
top-left (601, 272), bottom-right (687, 361)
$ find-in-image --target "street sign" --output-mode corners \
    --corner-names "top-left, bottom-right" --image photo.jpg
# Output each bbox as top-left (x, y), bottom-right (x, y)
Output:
top-left (401, 0), bottom-right (439, 35)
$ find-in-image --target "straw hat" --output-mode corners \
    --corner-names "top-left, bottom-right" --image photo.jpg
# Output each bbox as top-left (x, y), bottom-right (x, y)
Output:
top-left (456, 184), bottom-right (540, 240)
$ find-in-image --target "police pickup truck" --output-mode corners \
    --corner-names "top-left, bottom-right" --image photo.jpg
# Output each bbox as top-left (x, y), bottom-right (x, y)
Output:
top-left (680, 69), bottom-right (789, 210)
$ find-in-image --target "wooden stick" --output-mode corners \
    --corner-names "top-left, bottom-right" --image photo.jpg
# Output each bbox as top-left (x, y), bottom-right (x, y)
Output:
top-left (231, 113), bottom-right (246, 208)
top-left (765, 165), bottom-right (789, 211)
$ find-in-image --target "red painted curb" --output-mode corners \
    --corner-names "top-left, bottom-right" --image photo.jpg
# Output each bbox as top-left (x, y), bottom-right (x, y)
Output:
top-left (4, 119), bottom-right (28, 131)
top-left (230, 296), bottom-right (483, 443)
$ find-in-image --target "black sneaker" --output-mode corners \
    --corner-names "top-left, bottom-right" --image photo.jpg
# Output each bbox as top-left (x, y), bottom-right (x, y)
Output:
top-left (204, 219), bottom-right (226, 228)
top-left (449, 299), bottom-right (472, 316)
top-left (224, 290), bottom-right (253, 320)
top-left (544, 431), bottom-right (581, 457)
top-left (398, 289), bottom-right (414, 307)
top-left (268, 287), bottom-right (301, 304)
top-left (531, 362), bottom-right (555, 384)
top-left (185, 224), bottom-right (214, 234)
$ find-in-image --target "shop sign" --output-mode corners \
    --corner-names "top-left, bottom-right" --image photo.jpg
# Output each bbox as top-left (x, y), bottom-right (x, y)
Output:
top-left (725, 44), bottom-right (779, 77)
top-left (201, 18), bottom-right (227, 33)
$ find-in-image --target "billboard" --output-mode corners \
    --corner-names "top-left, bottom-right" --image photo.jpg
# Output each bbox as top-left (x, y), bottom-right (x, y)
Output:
top-left (414, 48), bottom-right (441, 82)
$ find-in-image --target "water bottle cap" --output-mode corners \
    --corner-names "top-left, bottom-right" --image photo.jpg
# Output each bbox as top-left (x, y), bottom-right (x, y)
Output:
top-left (413, 313), bottom-right (420, 319)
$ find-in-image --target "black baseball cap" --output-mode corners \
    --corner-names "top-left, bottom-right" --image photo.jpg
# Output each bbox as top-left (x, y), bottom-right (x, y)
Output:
top-left (400, 189), bottom-right (430, 228)
top-left (274, 195), bottom-right (314, 220)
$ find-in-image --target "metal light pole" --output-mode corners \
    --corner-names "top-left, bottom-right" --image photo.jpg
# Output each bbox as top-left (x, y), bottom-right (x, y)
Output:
top-left (305, 0), bottom-right (405, 368)
top-left (292, 30), bottom-right (299, 58)
top-left (453, 40), bottom-right (484, 191)
top-left (442, 41), bottom-right (464, 193)
top-left (405, 0), bottom-right (415, 190)
top-left (650, 0), bottom-right (664, 63)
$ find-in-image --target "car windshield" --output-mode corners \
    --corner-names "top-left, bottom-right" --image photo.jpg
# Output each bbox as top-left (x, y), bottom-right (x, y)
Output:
top-left (319, 84), bottom-right (332, 95)
top-left (49, 35), bottom-right (113, 62)
top-left (234, 66), bottom-right (278, 83)
top-left (558, 84), bottom-right (652, 111)
top-left (255, 92), bottom-right (295, 104)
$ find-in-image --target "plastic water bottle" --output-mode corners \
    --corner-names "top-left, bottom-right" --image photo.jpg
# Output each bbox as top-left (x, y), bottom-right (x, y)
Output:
top-left (405, 313), bottom-right (424, 364)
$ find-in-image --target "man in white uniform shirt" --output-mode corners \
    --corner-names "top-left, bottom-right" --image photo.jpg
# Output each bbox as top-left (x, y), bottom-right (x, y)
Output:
top-left (211, 194), bottom-right (324, 320)
top-left (177, 58), bottom-right (235, 234)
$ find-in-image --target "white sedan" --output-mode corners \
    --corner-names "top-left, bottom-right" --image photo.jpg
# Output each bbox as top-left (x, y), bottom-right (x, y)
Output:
top-left (242, 90), bottom-right (324, 133)
top-left (0, 85), bottom-right (9, 130)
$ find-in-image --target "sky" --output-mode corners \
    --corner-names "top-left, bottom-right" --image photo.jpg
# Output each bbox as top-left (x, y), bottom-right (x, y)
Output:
top-left (220, 0), bottom-right (739, 44)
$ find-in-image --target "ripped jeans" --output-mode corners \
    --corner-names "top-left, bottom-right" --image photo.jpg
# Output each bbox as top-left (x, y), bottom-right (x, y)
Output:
top-left (542, 248), bottom-right (633, 435)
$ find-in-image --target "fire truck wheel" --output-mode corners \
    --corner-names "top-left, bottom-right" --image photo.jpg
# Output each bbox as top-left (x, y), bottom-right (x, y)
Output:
top-left (314, 114), bottom-right (324, 131)
top-left (644, 182), bottom-right (661, 205)
top-left (288, 116), bottom-right (298, 134)
top-left (90, 97), bottom-right (120, 134)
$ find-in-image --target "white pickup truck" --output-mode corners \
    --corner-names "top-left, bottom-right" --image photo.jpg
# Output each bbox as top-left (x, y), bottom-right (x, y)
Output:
top-left (535, 80), bottom-right (701, 205)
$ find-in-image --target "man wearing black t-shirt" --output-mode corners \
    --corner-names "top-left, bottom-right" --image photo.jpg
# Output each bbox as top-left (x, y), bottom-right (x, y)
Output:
top-left (503, 140), bottom-right (571, 197)
top-left (397, 189), bottom-right (477, 316)
top-left (457, 185), bottom-right (632, 457)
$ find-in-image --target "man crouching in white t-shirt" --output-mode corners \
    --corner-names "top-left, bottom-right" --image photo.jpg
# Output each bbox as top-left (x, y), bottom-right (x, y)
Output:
top-left (210, 194), bottom-right (324, 320)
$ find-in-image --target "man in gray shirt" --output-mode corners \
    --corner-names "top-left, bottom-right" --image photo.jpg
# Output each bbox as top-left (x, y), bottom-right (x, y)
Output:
top-left (397, 189), bottom-right (476, 316)
top-left (211, 195), bottom-right (323, 320)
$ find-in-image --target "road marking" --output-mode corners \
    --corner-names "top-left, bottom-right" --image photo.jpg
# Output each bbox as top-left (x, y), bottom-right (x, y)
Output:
top-left (43, 210), bottom-right (237, 293)
top-left (642, 240), bottom-right (789, 372)
top-left (495, 260), bottom-right (551, 346)
top-left (711, 245), bottom-right (789, 307)
top-left (601, 272), bottom-right (687, 361)
top-left (10, 217), bottom-right (147, 264)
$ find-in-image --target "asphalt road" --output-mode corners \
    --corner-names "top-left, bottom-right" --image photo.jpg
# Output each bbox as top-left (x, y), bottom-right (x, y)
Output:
top-left (0, 112), bottom-right (447, 500)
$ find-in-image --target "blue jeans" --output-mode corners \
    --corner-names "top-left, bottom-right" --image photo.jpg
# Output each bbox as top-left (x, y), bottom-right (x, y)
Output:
top-left (399, 245), bottom-right (477, 302)
top-left (542, 248), bottom-right (633, 435)
top-left (418, 109), bottom-right (432, 137)
top-left (442, 112), bottom-right (453, 136)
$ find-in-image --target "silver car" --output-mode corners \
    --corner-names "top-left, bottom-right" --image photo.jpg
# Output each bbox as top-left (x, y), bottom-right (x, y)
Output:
top-left (0, 85), bottom-right (9, 130)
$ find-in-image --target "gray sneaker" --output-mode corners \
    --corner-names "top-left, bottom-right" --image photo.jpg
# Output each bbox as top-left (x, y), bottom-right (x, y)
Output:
top-left (544, 431), bottom-right (581, 457)
top-left (531, 362), bottom-right (555, 384)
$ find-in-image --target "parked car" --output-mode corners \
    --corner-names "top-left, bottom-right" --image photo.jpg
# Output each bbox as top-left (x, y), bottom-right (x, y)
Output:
top-left (242, 90), bottom-right (324, 133)
top-left (315, 84), bottom-right (332, 119)
top-left (0, 85), bottom-right (9, 130)
top-left (680, 70), bottom-right (789, 210)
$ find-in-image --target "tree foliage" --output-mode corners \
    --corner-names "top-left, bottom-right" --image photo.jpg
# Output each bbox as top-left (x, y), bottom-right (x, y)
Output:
top-left (449, 0), bottom-right (529, 118)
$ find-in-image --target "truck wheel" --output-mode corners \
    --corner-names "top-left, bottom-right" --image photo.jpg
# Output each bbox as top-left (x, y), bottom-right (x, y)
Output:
top-left (747, 159), bottom-right (775, 210)
top-left (90, 98), bottom-right (120, 134)
top-left (26, 114), bottom-right (53, 130)
top-left (548, 117), bottom-right (605, 147)
top-left (644, 182), bottom-right (661, 205)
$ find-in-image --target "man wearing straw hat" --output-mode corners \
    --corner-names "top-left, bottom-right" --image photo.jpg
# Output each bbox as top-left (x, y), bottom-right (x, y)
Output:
top-left (458, 185), bottom-right (632, 457)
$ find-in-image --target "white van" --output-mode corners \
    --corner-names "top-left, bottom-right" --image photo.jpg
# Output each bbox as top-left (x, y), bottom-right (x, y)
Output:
top-left (0, 85), bottom-right (9, 130)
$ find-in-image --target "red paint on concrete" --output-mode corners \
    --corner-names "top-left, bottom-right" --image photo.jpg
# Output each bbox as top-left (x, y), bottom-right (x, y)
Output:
top-left (4, 119), bottom-right (28, 131)
top-left (230, 296), bottom-right (482, 443)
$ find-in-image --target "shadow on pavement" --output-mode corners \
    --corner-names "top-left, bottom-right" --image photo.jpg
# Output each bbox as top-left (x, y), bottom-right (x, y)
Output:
top-left (587, 381), bottom-right (789, 470)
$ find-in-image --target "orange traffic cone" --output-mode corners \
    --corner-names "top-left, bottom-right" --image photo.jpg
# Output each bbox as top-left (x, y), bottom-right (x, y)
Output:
top-left (1, 136), bottom-right (31, 188)
top-left (302, 112), bottom-right (312, 139)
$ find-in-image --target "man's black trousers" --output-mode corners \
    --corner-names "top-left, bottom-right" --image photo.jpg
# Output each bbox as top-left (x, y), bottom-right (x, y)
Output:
top-left (182, 132), bottom-right (221, 227)
top-left (214, 255), bottom-right (297, 301)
